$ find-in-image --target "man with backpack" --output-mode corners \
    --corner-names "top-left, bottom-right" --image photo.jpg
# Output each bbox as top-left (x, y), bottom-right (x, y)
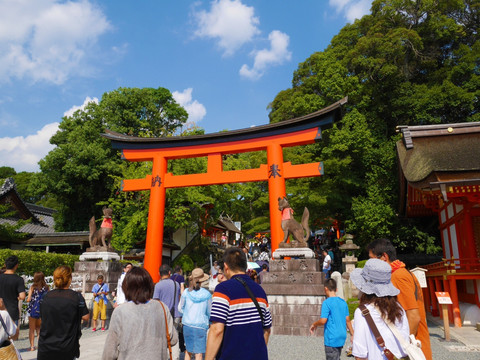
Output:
top-left (153, 264), bottom-right (181, 360)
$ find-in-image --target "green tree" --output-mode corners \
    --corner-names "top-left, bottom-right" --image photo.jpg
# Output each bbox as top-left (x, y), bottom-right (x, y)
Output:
top-left (267, 0), bottom-right (478, 252)
top-left (0, 167), bottom-right (16, 179)
top-left (39, 87), bottom-right (188, 232)
top-left (0, 204), bottom-right (29, 242)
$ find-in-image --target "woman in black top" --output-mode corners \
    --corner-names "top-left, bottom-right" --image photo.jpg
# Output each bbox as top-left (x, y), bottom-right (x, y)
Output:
top-left (37, 265), bottom-right (90, 360)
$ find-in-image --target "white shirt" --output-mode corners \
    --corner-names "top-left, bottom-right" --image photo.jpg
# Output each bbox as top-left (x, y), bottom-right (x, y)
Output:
top-left (323, 254), bottom-right (331, 270)
top-left (116, 272), bottom-right (127, 305)
top-left (352, 303), bottom-right (409, 359)
top-left (0, 310), bottom-right (16, 344)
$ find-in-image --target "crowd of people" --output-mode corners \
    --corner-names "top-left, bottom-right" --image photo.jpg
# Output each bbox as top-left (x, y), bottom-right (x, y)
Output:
top-left (0, 236), bottom-right (433, 360)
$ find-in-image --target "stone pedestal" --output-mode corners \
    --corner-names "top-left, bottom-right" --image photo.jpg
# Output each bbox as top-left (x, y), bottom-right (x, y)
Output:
top-left (261, 258), bottom-right (326, 336)
top-left (73, 260), bottom-right (123, 327)
top-left (79, 251), bottom-right (120, 261)
top-left (272, 247), bottom-right (316, 259)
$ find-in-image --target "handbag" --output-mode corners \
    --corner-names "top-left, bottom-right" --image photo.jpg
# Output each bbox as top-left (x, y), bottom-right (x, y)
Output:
top-left (379, 308), bottom-right (426, 360)
top-left (159, 301), bottom-right (173, 360)
top-left (0, 314), bottom-right (21, 360)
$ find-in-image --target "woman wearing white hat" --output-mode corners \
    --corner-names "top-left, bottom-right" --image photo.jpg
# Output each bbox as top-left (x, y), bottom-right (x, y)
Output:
top-left (350, 259), bottom-right (410, 360)
top-left (178, 268), bottom-right (212, 360)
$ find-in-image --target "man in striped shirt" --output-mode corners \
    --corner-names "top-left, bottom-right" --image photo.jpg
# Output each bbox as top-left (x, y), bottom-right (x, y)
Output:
top-left (205, 247), bottom-right (272, 360)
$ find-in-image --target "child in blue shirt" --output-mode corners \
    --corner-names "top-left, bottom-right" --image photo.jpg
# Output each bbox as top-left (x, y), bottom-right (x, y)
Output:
top-left (310, 278), bottom-right (354, 360)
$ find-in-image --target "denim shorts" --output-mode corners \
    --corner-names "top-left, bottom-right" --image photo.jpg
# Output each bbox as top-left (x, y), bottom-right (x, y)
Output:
top-left (183, 325), bottom-right (207, 354)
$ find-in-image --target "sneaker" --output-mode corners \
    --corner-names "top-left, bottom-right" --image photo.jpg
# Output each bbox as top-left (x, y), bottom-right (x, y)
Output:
top-left (101, 327), bottom-right (105, 331)
top-left (92, 328), bottom-right (96, 332)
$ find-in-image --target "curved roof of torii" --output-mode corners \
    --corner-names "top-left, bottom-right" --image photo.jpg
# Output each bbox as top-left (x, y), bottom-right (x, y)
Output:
top-left (102, 97), bottom-right (347, 150)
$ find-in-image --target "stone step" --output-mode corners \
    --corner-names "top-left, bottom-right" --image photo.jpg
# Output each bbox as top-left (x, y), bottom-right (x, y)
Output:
top-left (262, 271), bottom-right (324, 285)
top-left (262, 283), bottom-right (326, 296)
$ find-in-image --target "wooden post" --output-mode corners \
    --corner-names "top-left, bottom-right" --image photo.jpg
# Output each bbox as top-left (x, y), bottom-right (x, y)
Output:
top-left (436, 291), bottom-right (453, 341)
top-left (441, 304), bottom-right (451, 341)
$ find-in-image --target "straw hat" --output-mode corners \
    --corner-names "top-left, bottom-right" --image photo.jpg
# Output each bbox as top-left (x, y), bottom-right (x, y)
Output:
top-left (350, 258), bottom-right (400, 297)
top-left (191, 268), bottom-right (209, 282)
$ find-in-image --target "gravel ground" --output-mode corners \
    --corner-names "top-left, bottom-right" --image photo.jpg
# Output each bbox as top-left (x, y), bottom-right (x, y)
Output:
top-left (13, 319), bottom-right (480, 360)
top-left (268, 320), bottom-right (480, 360)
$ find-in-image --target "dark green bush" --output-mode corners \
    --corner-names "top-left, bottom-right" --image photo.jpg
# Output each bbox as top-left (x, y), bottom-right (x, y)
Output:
top-left (0, 249), bottom-right (79, 277)
top-left (173, 254), bottom-right (194, 273)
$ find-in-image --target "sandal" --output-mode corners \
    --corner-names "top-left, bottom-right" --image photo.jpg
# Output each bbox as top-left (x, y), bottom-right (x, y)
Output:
top-left (30, 346), bottom-right (36, 351)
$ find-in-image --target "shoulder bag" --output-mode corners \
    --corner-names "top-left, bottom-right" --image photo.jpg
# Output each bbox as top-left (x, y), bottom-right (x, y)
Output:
top-left (234, 276), bottom-right (266, 328)
top-left (378, 308), bottom-right (426, 360)
top-left (159, 301), bottom-right (173, 360)
top-left (359, 304), bottom-right (396, 360)
top-left (0, 314), bottom-right (21, 360)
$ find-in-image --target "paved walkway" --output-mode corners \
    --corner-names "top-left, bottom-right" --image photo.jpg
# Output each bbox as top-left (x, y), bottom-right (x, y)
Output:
top-left (15, 315), bottom-right (480, 360)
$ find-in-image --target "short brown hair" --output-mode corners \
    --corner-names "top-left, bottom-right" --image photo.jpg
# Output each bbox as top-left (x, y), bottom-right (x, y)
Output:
top-left (53, 265), bottom-right (72, 289)
top-left (122, 267), bottom-right (153, 304)
top-left (223, 247), bottom-right (247, 272)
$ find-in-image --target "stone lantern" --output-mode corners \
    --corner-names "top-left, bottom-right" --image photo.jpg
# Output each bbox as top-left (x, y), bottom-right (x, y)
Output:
top-left (339, 234), bottom-right (360, 274)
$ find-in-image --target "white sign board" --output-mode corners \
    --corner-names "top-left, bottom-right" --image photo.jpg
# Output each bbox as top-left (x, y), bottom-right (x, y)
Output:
top-left (411, 267), bottom-right (428, 288)
top-left (435, 292), bottom-right (453, 305)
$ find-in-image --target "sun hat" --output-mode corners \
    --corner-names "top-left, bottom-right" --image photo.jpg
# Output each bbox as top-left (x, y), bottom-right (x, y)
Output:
top-left (350, 258), bottom-right (400, 297)
top-left (190, 268), bottom-right (209, 283)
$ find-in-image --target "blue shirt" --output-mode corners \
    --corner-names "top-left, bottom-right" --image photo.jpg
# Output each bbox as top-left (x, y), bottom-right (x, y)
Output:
top-left (210, 274), bottom-right (272, 360)
top-left (92, 282), bottom-right (109, 304)
top-left (320, 296), bottom-right (349, 347)
top-left (153, 278), bottom-right (181, 318)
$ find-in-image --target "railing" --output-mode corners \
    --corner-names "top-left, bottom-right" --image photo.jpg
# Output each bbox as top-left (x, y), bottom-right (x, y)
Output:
top-left (423, 258), bottom-right (480, 276)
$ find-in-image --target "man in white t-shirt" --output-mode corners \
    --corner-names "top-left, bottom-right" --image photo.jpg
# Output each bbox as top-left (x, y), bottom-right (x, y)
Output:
top-left (115, 263), bottom-right (133, 307)
top-left (322, 249), bottom-right (331, 279)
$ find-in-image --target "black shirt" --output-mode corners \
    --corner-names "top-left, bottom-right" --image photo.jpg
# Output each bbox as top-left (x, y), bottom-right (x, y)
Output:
top-left (0, 273), bottom-right (25, 321)
top-left (38, 289), bottom-right (89, 360)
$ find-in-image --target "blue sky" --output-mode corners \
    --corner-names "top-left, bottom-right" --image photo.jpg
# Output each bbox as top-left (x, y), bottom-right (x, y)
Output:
top-left (0, 0), bottom-right (372, 172)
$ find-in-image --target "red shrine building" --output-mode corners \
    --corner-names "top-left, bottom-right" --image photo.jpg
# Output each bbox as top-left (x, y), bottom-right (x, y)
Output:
top-left (397, 122), bottom-right (480, 327)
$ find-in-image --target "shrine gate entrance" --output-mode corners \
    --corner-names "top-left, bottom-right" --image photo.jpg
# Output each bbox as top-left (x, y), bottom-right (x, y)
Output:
top-left (104, 98), bottom-right (347, 281)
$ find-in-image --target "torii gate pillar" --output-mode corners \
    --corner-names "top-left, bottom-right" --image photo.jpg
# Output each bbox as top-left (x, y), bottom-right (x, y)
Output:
top-left (267, 144), bottom-right (287, 252)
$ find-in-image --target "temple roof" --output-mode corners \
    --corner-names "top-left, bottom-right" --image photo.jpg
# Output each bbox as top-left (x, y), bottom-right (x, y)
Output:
top-left (0, 178), bottom-right (55, 234)
top-left (396, 122), bottom-right (480, 190)
top-left (102, 97), bottom-right (347, 150)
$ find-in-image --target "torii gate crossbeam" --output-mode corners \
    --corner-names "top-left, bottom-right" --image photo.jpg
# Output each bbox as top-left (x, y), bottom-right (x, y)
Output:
top-left (103, 98), bottom-right (347, 281)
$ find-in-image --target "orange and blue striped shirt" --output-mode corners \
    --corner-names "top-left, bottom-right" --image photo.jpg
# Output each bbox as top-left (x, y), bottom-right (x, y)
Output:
top-left (210, 274), bottom-right (272, 360)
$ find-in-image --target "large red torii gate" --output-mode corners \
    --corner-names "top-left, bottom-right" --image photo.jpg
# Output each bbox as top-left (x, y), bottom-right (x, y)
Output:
top-left (103, 98), bottom-right (347, 281)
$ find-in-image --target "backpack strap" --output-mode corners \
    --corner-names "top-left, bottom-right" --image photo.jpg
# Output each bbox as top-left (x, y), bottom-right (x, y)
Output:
top-left (234, 276), bottom-right (265, 328)
top-left (359, 305), bottom-right (395, 360)
top-left (408, 271), bottom-right (419, 301)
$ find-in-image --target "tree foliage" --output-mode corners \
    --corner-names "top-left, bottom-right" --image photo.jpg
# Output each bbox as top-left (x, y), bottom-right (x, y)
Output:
top-left (39, 87), bottom-right (188, 232)
top-left (268, 0), bottom-right (478, 252)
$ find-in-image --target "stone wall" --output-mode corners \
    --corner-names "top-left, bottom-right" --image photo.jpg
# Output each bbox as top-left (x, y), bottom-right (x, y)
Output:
top-left (261, 258), bottom-right (326, 336)
top-left (74, 260), bottom-right (123, 327)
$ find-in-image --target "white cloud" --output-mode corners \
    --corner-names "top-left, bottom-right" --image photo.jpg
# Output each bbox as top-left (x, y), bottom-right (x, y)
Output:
top-left (0, 122), bottom-right (59, 172)
top-left (193, 0), bottom-right (260, 56)
top-left (63, 96), bottom-right (99, 117)
top-left (0, 0), bottom-right (111, 84)
top-left (239, 30), bottom-right (291, 80)
top-left (172, 88), bottom-right (207, 123)
top-left (328, 0), bottom-right (372, 22)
